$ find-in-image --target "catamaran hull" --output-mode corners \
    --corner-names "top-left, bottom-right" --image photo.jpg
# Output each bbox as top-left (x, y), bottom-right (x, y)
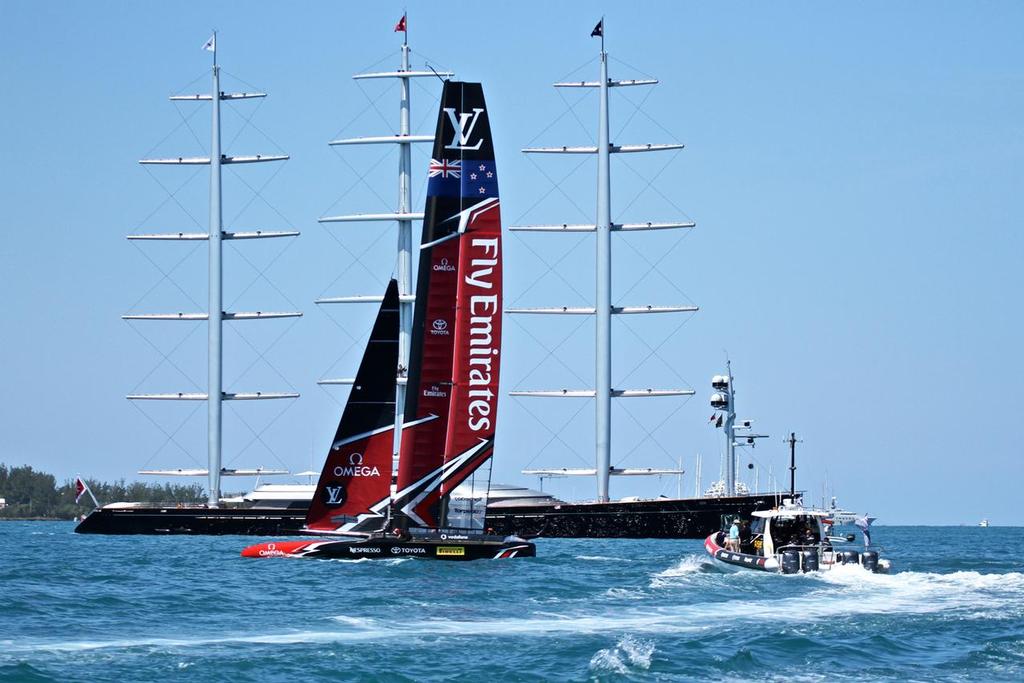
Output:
top-left (241, 536), bottom-right (535, 561)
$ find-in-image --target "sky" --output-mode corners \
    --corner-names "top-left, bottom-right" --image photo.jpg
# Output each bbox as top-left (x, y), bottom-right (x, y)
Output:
top-left (1, 2), bottom-right (1021, 525)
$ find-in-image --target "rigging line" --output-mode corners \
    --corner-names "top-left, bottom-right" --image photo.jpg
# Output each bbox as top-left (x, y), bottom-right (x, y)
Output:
top-left (354, 78), bottom-right (401, 132)
top-left (512, 396), bottom-right (594, 470)
top-left (224, 234), bottom-right (301, 312)
top-left (314, 215), bottom-right (396, 301)
top-left (556, 54), bottom-right (602, 86)
top-left (222, 95), bottom-right (267, 152)
top-left (615, 227), bottom-right (697, 307)
top-left (123, 321), bottom-right (205, 396)
top-left (607, 55), bottom-right (659, 82)
top-left (129, 399), bottom-right (206, 467)
top-left (130, 165), bottom-right (206, 232)
top-left (224, 396), bottom-right (300, 471)
top-left (614, 395), bottom-right (692, 468)
top-left (508, 315), bottom-right (593, 389)
top-left (509, 153), bottom-right (592, 225)
top-left (125, 239), bottom-right (205, 314)
top-left (356, 49), bottom-right (403, 78)
top-left (170, 101), bottom-right (207, 156)
top-left (329, 144), bottom-right (403, 211)
top-left (224, 159), bottom-right (292, 229)
top-left (520, 152), bottom-right (594, 223)
top-left (523, 89), bottom-right (593, 148)
top-left (330, 96), bottom-right (389, 142)
top-left (612, 84), bottom-right (657, 141)
top-left (140, 165), bottom-right (207, 229)
top-left (506, 230), bottom-right (591, 308)
top-left (224, 318), bottom-right (303, 394)
top-left (616, 313), bottom-right (698, 388)
top-left (555, 87), bottom-right (598, 144)
top-left (615, 149), bottom-right (692, 219)
top-left (141, 103), bottom-right (205, 161)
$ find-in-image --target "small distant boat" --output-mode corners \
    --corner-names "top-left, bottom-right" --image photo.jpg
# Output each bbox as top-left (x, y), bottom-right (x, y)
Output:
top-left (827, 497), bottom-right (875, 526)
top-left (704, 499), bottom-right (890, 574)
top-left (980, 519), bottom-right (990, 528)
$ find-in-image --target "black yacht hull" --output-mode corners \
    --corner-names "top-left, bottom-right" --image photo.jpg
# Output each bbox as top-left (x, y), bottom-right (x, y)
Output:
top-left (74, 506), bottom-right (307, 535)
top-left (484, 494), bottom-right (776, 539)
top-left (75, 493), bottom-right (775, 538)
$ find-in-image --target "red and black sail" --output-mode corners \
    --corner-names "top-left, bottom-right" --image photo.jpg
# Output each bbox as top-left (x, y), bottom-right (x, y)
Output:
top-left (394, 81), bottom-right (503, 528)
top-left (306, 280), bottom-right (400, 532)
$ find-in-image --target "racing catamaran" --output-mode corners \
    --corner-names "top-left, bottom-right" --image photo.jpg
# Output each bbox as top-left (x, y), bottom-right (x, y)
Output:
top-left (242, 80), bottom-right (534, 561)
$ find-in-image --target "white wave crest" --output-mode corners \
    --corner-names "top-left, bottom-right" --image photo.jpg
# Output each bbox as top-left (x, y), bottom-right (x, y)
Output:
top-left (589, 635), bottom-right (655, 674)
top-left (649, 555), bottom-right (712, 587)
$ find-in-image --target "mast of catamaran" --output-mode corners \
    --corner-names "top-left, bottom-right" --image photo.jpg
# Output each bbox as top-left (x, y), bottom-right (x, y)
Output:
top-left (510, 20), bottom-right (697, 503)
top-left (317, 15), bottom-right (451, 498)
top-left (127, 34), bottom-right (300, 507)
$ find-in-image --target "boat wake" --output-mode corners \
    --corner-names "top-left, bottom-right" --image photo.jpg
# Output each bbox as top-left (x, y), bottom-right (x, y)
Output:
top-left (649, 554), bottom-right (716, 587)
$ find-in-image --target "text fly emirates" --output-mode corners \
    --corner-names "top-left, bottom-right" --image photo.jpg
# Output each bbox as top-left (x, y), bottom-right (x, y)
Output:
top-left (464, 237), bottom-right (499, 432)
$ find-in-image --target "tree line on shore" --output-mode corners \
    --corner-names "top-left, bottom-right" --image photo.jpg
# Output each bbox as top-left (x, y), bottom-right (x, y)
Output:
top-left (0, 463), bottom-right (204, 519)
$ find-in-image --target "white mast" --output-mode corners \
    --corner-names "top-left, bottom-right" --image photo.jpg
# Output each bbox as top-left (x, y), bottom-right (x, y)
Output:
top-left (317, 27), bottom-right (451, 489)
top-left (510, 20), bottom-right (695, 503)
top-left (130, 36), bottom-right (299, 506)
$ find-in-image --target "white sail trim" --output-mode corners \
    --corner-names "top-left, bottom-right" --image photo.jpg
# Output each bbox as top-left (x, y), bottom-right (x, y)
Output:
top-left (319, 212), bottom-right (424, 223)
top-left (331, 414), bottom-right (437, 450)
top-left (396, 439), bottom-right (491, 527)
top-left (422, 198), bottom-right (501, 250)
top-left (329, 135), bottom-right (433, 145)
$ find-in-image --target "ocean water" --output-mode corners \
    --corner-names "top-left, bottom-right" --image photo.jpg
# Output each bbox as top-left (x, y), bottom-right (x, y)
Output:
top-left (1, 523), bottom-right (1022, 682)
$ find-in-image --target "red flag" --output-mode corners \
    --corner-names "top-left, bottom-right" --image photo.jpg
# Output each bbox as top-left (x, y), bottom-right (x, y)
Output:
top-left (394, 14), bottom-right (406, 32)
top-left (75, 477), bottom-right (87, 503)
top-left (709, 413), bottom-right (717, 423)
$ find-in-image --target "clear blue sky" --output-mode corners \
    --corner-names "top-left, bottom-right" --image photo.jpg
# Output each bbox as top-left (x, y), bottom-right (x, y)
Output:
top-left (1, 2), bottom-right (1021, 524)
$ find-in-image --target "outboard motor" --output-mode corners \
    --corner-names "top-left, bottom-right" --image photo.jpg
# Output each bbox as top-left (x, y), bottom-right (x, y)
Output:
top-left (839, 550), bottom-right (860, 565)
top-left (781, 549), bottom-right (801, 574)
top-left (801, 549), bottom-right (819, 572)
top-left (860, 550), bottom-right (879, 572)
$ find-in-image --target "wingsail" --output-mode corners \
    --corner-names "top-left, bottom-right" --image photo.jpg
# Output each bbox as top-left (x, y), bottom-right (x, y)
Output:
top-left (395, 81), bottom-right (503, 529)
top-left (305, 280), bottom-right (400, 532)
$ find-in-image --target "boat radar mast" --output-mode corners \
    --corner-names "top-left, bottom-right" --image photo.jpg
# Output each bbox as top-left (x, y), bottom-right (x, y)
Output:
top-left (126, 36), bottom-right (300, 507)
top-left (709, 360), bottom-right (768, 495)
top-left (315, 27), bottom-right (451, 490)
top-left (509, 21), bottom-right (697, 503)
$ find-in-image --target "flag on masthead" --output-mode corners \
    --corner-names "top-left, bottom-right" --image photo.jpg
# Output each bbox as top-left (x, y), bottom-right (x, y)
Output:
top-left (202, 33), bottom-right (216, 52)
top-left (591, 19), bottom-right (604, 37)
top-left (394, 14), bottom-right (407, 33)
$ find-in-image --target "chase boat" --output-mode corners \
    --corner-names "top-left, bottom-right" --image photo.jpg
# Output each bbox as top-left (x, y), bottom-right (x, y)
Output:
top-left (704, 499), bottom-right (891, 574)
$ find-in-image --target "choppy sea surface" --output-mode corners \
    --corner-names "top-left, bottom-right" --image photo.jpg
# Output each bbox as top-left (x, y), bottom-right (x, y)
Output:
top-left (1, 523), bottom-right (1022, 682)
